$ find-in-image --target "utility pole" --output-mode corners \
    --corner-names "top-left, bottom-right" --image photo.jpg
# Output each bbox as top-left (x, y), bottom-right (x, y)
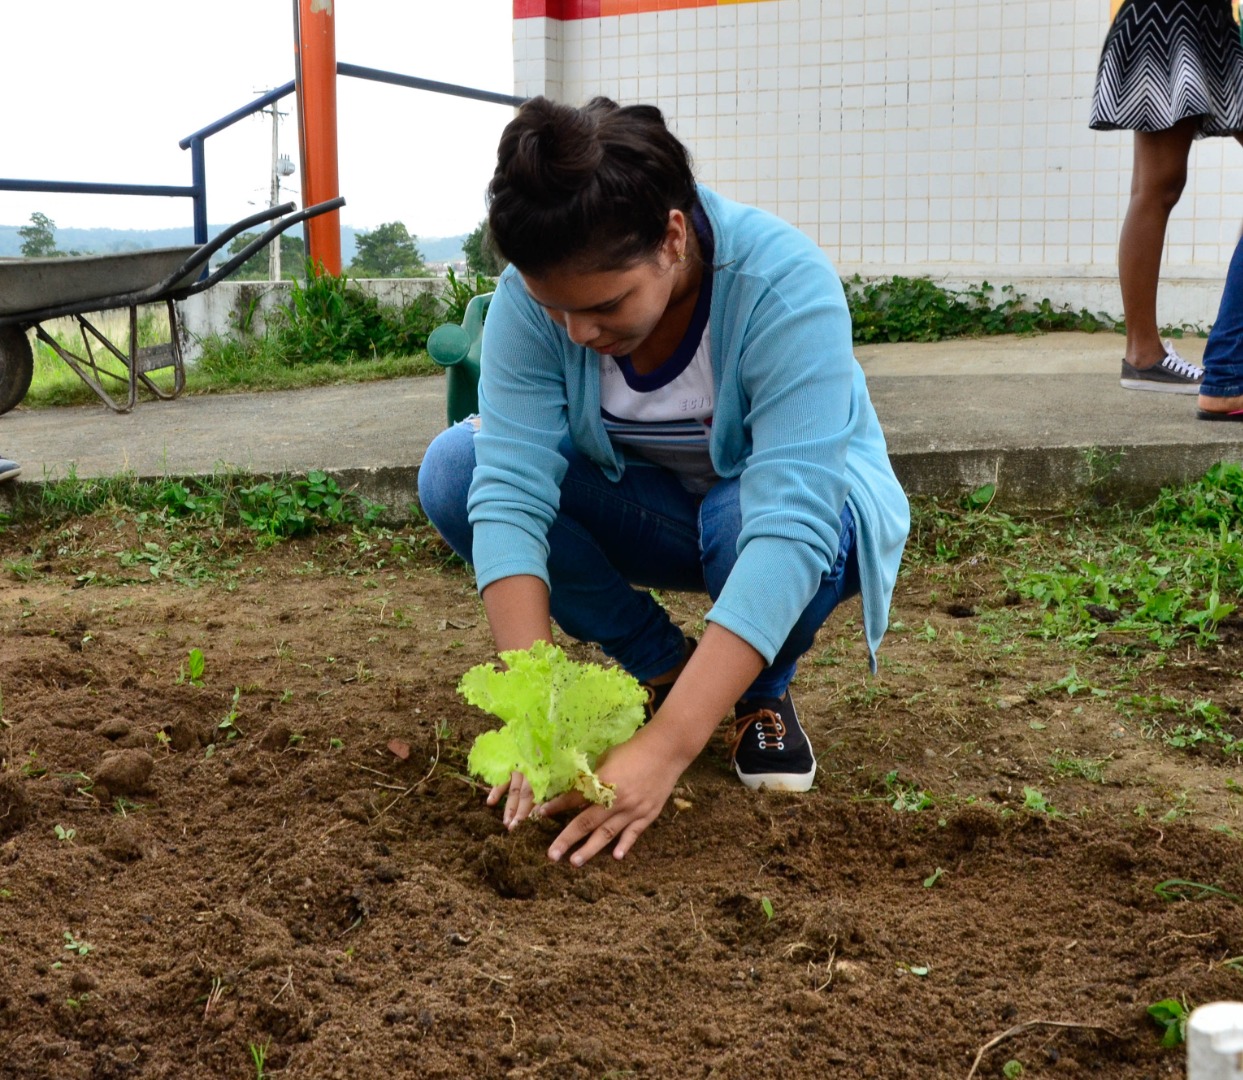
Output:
top-left (261, 99), bottom-right (295, 281)
top-left (269, 101), bottom-right (281, 281)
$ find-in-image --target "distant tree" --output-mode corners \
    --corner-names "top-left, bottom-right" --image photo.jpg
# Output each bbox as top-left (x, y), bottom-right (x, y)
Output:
top-left (226, 231), bottom-right (306, 280)
top-left (463, 218), bottom-right (506, 276)
top-left (19, 212), bottom-right (60, 258)
top-left (349, 221), bottom-right (426, 278)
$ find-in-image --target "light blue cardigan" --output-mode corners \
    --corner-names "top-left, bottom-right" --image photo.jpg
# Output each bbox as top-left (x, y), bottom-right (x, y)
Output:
top-left (467, 186), bottom-right (910, 669)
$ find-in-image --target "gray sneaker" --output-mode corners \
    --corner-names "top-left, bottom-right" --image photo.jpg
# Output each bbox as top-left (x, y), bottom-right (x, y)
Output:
top-left (0, 457), bottom-right (19, 483)
top-left (1120, 341), bottom-right (1203, 394)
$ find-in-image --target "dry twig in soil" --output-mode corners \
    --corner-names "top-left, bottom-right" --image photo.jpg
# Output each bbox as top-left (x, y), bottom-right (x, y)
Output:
top-left (964, 1020), bottom-right (1122, 1080)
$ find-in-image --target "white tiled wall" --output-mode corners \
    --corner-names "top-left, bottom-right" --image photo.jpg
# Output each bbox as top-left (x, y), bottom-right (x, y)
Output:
top-left (514, 0), bottom-right (1243, 319)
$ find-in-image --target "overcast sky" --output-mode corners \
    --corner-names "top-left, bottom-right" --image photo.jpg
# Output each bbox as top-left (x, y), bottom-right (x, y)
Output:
top-left (0, 0), bottom-right (515, 238)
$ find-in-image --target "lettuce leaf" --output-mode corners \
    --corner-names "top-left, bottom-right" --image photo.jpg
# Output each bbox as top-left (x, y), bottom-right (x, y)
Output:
top-left (461, 641), bottom-right (646, 806)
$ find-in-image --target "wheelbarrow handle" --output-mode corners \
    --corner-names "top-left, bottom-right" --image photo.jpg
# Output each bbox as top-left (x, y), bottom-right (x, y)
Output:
top-left (155, 201), bottom-right (299, 291)
top-left (182, 197), bottom-right (348, 294)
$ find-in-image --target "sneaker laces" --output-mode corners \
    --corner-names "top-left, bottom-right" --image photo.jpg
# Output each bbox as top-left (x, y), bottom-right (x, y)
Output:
top-left (727, 704), bottom-right (787, 759)
top-left (1161, 341), bottom-right (1204, 379)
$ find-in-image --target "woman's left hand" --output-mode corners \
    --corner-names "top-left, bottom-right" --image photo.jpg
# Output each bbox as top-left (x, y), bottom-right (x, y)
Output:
top-left (537, 725), bottom-right (686, 866)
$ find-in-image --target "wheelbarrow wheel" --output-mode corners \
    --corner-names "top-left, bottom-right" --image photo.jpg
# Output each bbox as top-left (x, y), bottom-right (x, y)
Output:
top-left (0, 325), bottom-right (34, 415)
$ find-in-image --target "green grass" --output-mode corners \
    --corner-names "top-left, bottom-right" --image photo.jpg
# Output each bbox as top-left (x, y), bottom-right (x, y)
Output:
top-left (844, 275), bottom-right (1120, 343)
top-left (908, 462), bottom-right (1243, 654)
top-left (21, 269), bottom-right (487, 409)
top-left (26, 308), bottom-right (173, 408)
top-left (191, 336), bottom-right (439, 394)
top-left (0, 467), bottom-right (463, 591)
top-left (24, 316), bottom-right (442, 410)
top-left (843, 273), bottom-right (1207, 344)
top-left (904, 463), bottom-right (1243, 770)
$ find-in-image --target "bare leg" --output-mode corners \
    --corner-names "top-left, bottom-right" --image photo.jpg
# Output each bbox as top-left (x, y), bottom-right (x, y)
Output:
top-left (1119, 117), bottom-right (1199, 368)
top-left (1198, 391), bottom-right (1243, 411)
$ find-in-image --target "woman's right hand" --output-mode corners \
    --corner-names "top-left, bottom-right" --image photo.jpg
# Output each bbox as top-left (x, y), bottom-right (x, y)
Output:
top-left (487, 770), bottom-right (538, 829)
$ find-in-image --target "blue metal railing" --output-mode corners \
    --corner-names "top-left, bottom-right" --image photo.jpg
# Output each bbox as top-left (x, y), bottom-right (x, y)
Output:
top-left (0, 65), bottom-right (525, 248)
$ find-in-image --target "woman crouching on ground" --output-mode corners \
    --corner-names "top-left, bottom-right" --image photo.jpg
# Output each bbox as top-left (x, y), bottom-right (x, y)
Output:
top-left (418, 96), bottom-right (909, 866)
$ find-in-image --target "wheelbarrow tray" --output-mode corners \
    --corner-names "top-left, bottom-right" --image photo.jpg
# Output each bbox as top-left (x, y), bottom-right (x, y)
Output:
top-left (0, 248), bottom-right (201, 318)
top-left (0, 197), bottom-right (343, 414)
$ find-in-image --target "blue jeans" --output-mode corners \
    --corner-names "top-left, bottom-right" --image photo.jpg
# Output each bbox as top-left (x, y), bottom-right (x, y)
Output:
top-left (1202, 232), bottom-right (1243, 398)
top-left (417, 420), bottom-right (860, 700)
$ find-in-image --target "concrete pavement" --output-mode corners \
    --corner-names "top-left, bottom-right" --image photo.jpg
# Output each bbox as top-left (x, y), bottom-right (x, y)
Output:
top-left (0, 331), bottom-right (1238, 513)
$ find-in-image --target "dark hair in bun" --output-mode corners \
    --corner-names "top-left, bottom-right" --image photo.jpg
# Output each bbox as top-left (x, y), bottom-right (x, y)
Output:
top-left (487, 96), bottom-right (697, 275)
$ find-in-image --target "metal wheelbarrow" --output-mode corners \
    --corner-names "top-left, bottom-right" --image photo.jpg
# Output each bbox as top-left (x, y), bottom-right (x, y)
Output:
top-left (0, 196), bottom-right (344, 415)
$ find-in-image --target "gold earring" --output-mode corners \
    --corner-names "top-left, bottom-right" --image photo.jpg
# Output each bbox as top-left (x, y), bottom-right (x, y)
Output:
top-left (677, 249), bottom-right (687, 263)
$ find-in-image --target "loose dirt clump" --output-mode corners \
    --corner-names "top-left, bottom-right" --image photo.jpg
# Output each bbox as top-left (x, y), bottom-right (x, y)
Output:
top-left (0, 516), bottom-right (1239, 1079)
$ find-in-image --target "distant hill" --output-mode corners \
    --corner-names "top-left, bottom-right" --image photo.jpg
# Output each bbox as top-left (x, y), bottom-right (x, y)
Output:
top-left (0, 224), bottom-right (467, 267)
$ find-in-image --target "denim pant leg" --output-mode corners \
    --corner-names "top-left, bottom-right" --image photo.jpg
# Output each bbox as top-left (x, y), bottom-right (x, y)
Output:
top-left (1202, 233), bottom-right (1243, 398)
top-left (418, 422), bottom-right (860, 696)
top-left (416, 419), bottom-right (480, 564)
top-left (550, 455), bottom-right (709, 681)
top-left (699, 477), bottom-right (861, 701)
top-left (417, 421), bottom-right (702, 683)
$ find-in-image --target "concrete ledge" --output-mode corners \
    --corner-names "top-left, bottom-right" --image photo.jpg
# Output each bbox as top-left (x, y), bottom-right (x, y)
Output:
top-left (1, 333), bottom-right (1240, 518)
top-left (329, 465), bottom-right (422, 523)
top-left (889, 441), bottom-right (1243, 508)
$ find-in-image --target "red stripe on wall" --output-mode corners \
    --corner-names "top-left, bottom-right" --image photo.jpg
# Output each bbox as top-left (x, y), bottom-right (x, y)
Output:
top-left (517, 0), bottom-right (721, 16)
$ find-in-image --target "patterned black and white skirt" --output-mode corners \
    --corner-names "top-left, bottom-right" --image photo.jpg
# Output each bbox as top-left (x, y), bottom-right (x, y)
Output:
top-left (1090, 0), bottom-right (1243, 135)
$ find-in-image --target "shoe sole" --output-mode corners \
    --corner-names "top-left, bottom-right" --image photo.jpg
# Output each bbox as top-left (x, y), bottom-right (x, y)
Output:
top-left (1119, 378), bottom-right (1201, 395)
top-left (0, 471), bottom-right (20, 483)
top-left (1197, 408), bottom-right (1243, 422)
top-left (734, 760), bottom-right (817, 792)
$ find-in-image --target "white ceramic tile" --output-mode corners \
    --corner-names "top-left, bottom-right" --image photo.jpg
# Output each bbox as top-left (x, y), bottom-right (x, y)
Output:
top-left (526, 0), bottom-right (1237, 284)
top-left (1045, 220), bottom-right (1070, 246)
top-left (838, 197), bottom-right (862, 225)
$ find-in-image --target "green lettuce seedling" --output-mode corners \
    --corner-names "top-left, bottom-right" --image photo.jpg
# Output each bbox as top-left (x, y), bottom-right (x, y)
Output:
top-left (461, 641), bottom-right (646, 808)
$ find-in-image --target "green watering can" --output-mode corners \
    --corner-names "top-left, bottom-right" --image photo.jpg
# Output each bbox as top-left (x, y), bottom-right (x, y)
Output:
top-left (426, 292), bottom-right (492, 425)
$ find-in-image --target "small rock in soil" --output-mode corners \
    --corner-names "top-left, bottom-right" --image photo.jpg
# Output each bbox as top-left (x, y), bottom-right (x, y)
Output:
top-left (69, 971), bottom-right (97, 994)
top-left (93, 750), bottom-right (154, 797)
top-left (784, 991), bottom-right (830, 1017)
top-left (92, 718), bottom-right (131, 740)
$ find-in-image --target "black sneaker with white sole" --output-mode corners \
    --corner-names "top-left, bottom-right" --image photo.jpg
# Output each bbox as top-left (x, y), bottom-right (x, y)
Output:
top-left (728, 692), bottom-right (817, 792)
top-left (1120, 341), bottom-right (1203, 394)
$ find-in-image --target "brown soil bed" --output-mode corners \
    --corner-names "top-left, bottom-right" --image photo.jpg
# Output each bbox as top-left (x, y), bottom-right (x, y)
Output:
top-left (0, 516), bottom-right (1240, 1079)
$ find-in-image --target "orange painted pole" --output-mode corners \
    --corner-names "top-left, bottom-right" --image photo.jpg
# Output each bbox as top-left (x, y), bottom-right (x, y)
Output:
top-left (293, 0), bottom-right (342, 275)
